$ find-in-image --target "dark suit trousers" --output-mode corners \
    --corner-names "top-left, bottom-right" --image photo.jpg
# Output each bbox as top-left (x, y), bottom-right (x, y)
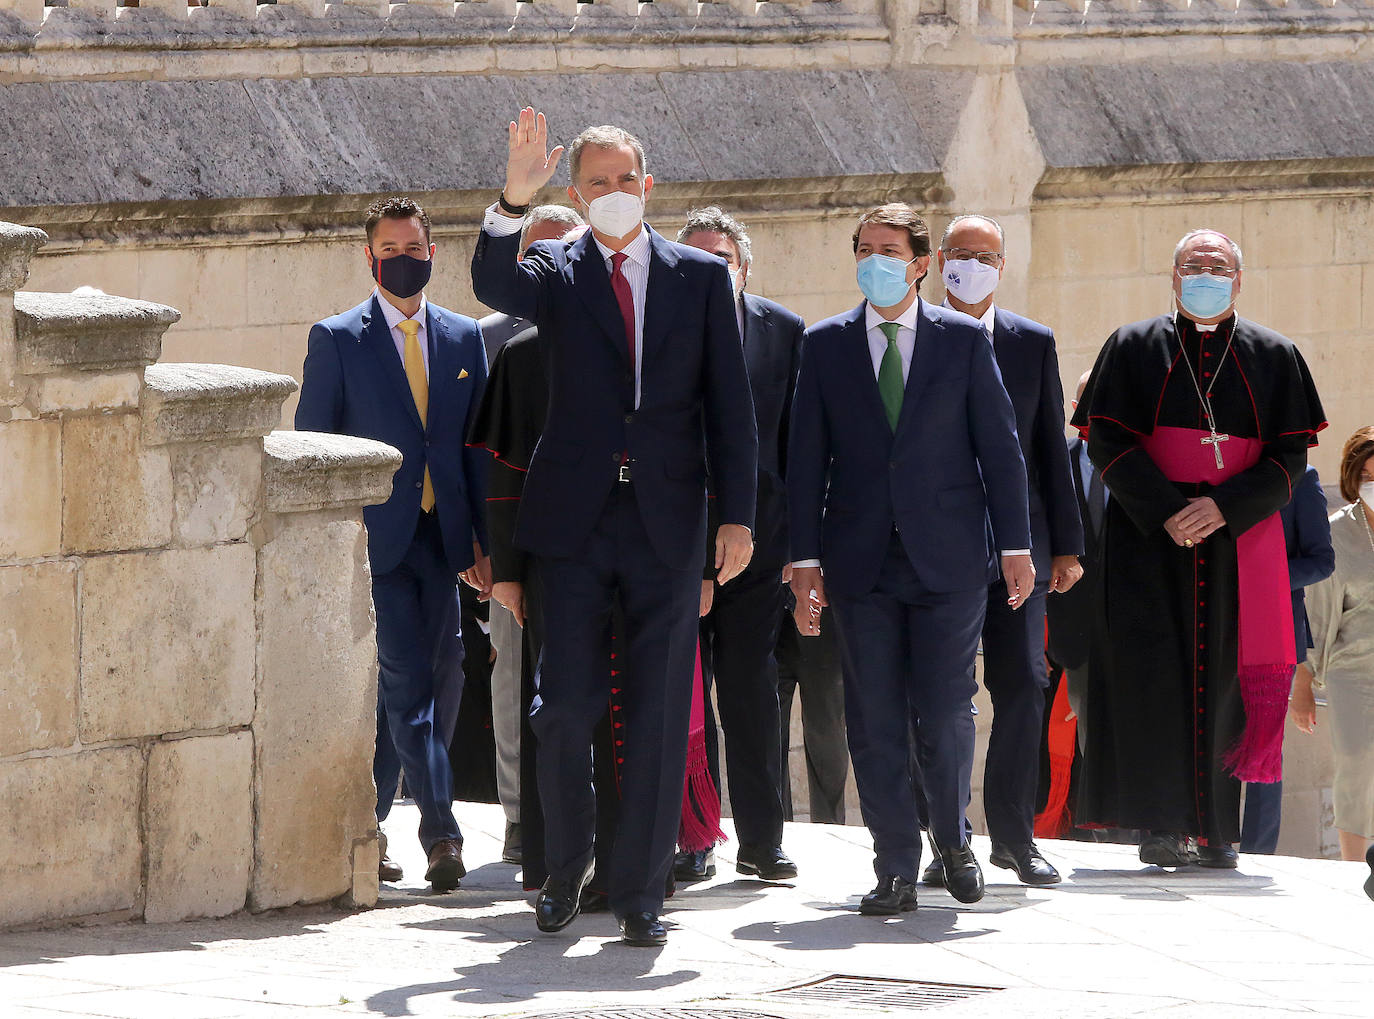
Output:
top-left (372, 510), bottom-right (463, 852)
top-left (777, 608), bottom-right (850, 825)
top-left (533, 484), bottom-right (701, 918)
top-left (980, 579), bottom-right (1051, 847)
top-left (830, 535), bottom-right (984, 882)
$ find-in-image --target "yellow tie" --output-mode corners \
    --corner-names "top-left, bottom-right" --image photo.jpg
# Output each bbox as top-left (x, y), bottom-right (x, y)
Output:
top-left (398, 319), bottom-right (435, 513)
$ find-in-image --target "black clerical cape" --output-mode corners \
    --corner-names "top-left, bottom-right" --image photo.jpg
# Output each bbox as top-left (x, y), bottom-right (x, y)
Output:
top-left (1070, 313), bottom-right (1324, 843)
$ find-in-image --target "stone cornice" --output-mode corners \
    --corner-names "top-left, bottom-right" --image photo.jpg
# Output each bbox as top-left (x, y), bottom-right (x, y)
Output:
top-left (262, 429), bottom-right (402, 513)
top-left (0, 223), bottom-right (49, 291)
top-left (142, 363), bottom-right (298, 445)
top-left (12, 291), bottom-right (180, 374)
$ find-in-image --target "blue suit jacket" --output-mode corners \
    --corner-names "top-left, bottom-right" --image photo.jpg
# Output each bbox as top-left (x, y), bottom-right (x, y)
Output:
top-left (788, 299), bottom-right (1031, 599)
top-left (295, 295), bottom-right (489, 578)
top-left (470, 224), bottom-right (757, 572)
top-left (991, 308), bottom-right (1084, 576)
top-left (1282, 464), bottom-right (1335, 662)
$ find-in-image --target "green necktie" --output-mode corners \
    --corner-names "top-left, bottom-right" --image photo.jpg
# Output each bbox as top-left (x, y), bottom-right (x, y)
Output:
top-left (877, 320), bottom-right (904, 432)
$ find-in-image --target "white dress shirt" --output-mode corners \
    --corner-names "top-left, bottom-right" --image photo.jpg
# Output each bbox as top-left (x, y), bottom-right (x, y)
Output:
top-left (375, 289), bottom-right (428, 381)
top-left (483, 203), bottom-right (650, 407)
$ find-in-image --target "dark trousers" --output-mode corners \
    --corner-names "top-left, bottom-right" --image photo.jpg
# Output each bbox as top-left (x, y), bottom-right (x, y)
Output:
top-left (699, 564), bottom-right (787, 849)
top-left (533, 484), bottom-right (701, 917)
top-left (1241, 782), bottom-right (1282, 854)
top-left (829, 536), bottom-right (984, 882)
top-left (372, 510), bottom-right (463, 853)
top-left (980, 579), bottom-right (1051, 847)
top-left (777, 607), bottom-right (849, 825)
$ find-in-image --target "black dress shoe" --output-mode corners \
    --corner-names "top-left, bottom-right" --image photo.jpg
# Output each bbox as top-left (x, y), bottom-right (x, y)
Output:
top-left (424, 839), bottom-right (466, 893)
top-left (934, 839), bottom-right (985, 903)
top-left (535, 860), bottom-right (595, 933)
top-left (736, 845), bottom-right (798, 881)
top-left (619, 911), bottom-right (667, 946)
top-left (674, 849), bottom-right (716, 882)
top-left (920, 834), bottom-right (946, 887)
top-left (989, 841), bottom-right (1062, 885)
top-left (859, 874), bottom-right (918, 915)
top-left (1138, 831), bottom-right (1190, 868)
top-left (1195, 842), bottom-right (1239, 869)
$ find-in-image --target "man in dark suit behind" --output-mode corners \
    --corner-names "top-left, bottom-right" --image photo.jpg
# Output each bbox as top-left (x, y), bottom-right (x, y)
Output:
top-left (788, 203), bottom-right (1032, 915)
top-left (919, 214), bottom-right (1085, 889)
top-left (295, 196), bottom-right (491, 893)
top-left (470, 108), bottom-right (757, 946)
top-left (676, 206), bottom-right (805, 884)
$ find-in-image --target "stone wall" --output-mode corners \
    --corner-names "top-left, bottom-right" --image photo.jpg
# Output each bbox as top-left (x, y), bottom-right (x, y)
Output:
top-left (0, 223), bottom-right (401, 928)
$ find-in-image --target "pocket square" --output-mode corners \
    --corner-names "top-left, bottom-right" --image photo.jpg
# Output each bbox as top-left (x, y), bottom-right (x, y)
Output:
top-left (458, 369), bottom-right (469, 380)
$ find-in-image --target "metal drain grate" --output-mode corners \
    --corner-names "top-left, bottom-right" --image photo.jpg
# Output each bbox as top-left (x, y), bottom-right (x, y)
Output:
top-left (769, 974), bottom-right (1003, 1010)
top-left (519, 1011), bottom-right (785, 1019)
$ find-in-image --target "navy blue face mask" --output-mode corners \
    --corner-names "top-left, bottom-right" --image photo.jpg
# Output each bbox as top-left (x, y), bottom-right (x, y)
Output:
top-left (372, 252), bottom-right (432, 299)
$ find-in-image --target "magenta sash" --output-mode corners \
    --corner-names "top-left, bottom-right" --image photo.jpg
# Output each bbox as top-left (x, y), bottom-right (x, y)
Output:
top-left (1139, 426), bottom-right (1294, 783)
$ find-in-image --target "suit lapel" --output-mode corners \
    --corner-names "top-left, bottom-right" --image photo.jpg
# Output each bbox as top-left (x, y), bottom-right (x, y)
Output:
top-left (741, 292), bottom-right (765, 354)
top-left (641, 226), bottom-right (682, 370)
top-left (362, 296), bottom-right (423, 431)
top-left (843, 304), bottom-right (891, 436)
top-left (425, 305), bottom-right (447, 436)
top-left (565, 230), bottom-right (633, 365)
top-left (893, 298), bottom-right (938, 439)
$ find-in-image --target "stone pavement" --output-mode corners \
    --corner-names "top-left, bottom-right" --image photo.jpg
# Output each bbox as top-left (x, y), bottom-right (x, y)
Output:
top-left (2, 801), bottom-right (1371, 1019)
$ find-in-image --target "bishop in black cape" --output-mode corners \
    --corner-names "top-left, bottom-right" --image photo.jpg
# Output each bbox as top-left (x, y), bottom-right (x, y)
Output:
top-left (1071, 311), bottom-right (1324, 846)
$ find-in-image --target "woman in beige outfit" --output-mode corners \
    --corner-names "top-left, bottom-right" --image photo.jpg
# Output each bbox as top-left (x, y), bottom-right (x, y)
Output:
top-left (1292, 427), bottom-right (1374, 862)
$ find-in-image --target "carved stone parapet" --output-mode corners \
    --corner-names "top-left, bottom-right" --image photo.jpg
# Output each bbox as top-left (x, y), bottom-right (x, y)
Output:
top-left (262, 429), bottom-right (402, 513)
top-left (0, 224), bottom-right (50, 294)
top-left (13, 291), bottom-right (179, 375)
top-left (142, 363), bottom-right (298, 446)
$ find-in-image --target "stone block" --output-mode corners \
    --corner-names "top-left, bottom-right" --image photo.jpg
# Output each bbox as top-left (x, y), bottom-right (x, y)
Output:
top-left (0, 419), bottom-right (61, 559)
top-left (23, 252), bottom-right (141, 305)
top-left (34, 371), bottom-right (143, 415)
top-left (1267, 265), bottom-right (1361, 337)
top-left (80, 545), bottom-right (256, 742)
top-left (1243, 198), bottom-right (1337, 270)
top-left (13, 292), bottom-right (179, 376)
top-left (1333, 198), bottom-right (1374, 266)
top-left (348, 836), bottom-right (380, 909)
top-left (62, 413), bottom-right (173, 554)
top-left (142, 363), bottom-right (297, 446)
top-left (252, 514), bottom-right (378, 910)
top-left (170, 439), bottom-right (263, 546)
top-left (136, 246), bottom-right (248, 333)
top-left (0, 222), bottom-right (48, 293)
top-left (0, 562), bottom-right (78, 756)
top-left (1029, 205), bottom-right (1145, 280)
top-left (263, 430), bottom-right (401, 513)
top-left (0, 748), bottom-right (143, 927)
top-left (1139, 202), bottom-right (1245, 272)
top-left (145, 733), bottom-right (253, 923)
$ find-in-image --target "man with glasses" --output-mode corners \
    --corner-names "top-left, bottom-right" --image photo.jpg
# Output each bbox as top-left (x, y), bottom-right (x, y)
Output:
top-left (1071, 230), bottom-right (1325, 869)
top-left (917, 214), bottom-right (1083, 892)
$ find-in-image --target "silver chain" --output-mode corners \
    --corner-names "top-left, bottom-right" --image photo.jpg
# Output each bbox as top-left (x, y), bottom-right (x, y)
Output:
top-left (1173, 314), bottom-right (1237, 436)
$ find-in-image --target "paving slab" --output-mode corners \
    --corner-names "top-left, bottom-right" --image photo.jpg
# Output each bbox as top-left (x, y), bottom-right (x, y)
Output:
top-left (1, 802), bottom-right (1370, 1019)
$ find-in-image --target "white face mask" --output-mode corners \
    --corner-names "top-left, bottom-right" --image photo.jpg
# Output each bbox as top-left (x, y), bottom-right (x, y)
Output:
top-left (577, 186), bottom-right (644, 240)
top-left (1360, 481), bottom-right (1374, 508)
top-left (942, 258), bottom-right (1001, 305)
top-left (725, 266), bottom-right (740, 295)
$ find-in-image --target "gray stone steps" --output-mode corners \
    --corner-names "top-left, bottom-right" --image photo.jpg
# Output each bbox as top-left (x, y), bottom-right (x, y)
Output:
top-left (13, 290), bottom-right (180, 375)
top-left (263, 429), bottom-right (402, 513)
top-left (142, 362), bottom-right (298, 445)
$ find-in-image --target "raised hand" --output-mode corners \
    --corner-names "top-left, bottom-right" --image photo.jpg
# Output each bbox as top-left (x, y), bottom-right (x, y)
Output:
top-left (504, 107), bottom-right (565, 208)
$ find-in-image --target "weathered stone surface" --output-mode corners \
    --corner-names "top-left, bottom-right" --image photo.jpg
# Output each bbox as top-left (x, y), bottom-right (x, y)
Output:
top-left (0, 748), bottom-right (142, 927)
top-left (0, 222), bottom-right (48, 292)
top-left (263, 430), bottom-right (400, 513)
top-left (62, 412), bottom-right (173, 554)
top-left (145, 733), bottom-right (253, 923)
top-left (0, 418), bottom-right (61, 559)
top-left (253, 513), bottom-right (377, 910)
top-left (80, 545), bottom-right (256, 741)
top-left (34, 370), bottom-right (142, 414)
top-left (12, 291), bottom-right (179, 375)
top-left (348, 835), bottom-right (380, 909)
top-left (142, 362), bottom-right (297, 445)
top-left (0, 561), bottom-right (78, 755)
top-left (170, 439), bottom-right (262, 546)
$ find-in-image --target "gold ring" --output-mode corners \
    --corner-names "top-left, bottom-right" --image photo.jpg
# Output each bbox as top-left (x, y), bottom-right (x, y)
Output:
top-left (1184, 538), bottom-right (1194, 547)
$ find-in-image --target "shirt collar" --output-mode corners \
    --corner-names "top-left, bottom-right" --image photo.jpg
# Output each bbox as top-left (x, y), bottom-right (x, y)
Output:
top-left (942, 297), bottom-right (997, 334)
top-left (593, 225), bottom-right (651, 268)
top-left (375, 289), bottom-right (427, 333)
top-left (865, 297), bottom-right (922, 335)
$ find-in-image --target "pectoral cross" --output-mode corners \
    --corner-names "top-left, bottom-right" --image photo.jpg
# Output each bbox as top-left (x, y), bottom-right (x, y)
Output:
top-left (1201, 429), bottom-right (1230, 470)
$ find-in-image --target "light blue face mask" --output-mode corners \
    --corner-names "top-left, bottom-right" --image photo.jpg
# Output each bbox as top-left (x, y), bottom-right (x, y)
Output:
top-left (1177, 272), bottom-right (1235, 320)
top-left (856, 253), bottom-right (917, 308)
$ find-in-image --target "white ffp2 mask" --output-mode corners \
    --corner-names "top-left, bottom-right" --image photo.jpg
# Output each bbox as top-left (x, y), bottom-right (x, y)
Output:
top-left (577, 187), bottom-right (645, 239)
top-left (942, 258), bottom-right (1000, 305)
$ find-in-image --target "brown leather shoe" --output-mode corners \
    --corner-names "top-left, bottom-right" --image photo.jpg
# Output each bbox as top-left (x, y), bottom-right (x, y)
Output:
top-left (378, 831), bottom-right (402, 883)
top-left (425, 839), bottom-right (465, 893)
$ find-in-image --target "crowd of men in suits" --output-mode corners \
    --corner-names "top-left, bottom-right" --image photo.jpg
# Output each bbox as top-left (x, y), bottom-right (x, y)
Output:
top-left (296, 107), bottom-right (1349, 948)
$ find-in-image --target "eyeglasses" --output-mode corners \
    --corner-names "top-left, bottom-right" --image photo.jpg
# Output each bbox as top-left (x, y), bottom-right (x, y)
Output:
top-left (941, 247), bottom-right (1004, 268)
top-left (1176, 262), bottom-right (1239, 279)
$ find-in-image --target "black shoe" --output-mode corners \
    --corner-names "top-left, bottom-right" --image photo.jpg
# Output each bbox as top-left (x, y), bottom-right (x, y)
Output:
top-left (674, 849), bottom-right (716, 882)
top-left (859, 874), bottom-right (918, 915)
top-left (1195, 842), bottom-right (1239, 869)
top-left (934, 838), bottom-right (985, 903)
top-left (920, 836), bottom-right (946, 887)
top-left (535, 860), bottom-right (594, 933)
top-left (619, 911), bottom-right (667, 946)
top-left (736, 845), bottom-right (798, 882)
top-left (578, 887), bottom-right (610, 913)
top-left (424, 839), bottom-right (466, 893)
top-left (502, 822), bottom-right (522, 866)
top-left (1139, 831), bottom-right (1190, 868)
top-left (989, 841), bottom-right (1062, 885)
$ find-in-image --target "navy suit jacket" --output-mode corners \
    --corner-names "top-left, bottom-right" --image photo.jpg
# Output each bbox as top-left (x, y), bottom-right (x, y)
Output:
top-left (1282, 464), bottom-right (1336, 662)
top-left (471, 224), bottom-right (757, 572)
top-left (295, 295), bottom-right (489, 578)
top-left (1047, 436), bottom-right (1102, 670)
top-left (788, 298), bottom-right (1031, 599)
top-left (991, 308), bottom-right (1084, 576)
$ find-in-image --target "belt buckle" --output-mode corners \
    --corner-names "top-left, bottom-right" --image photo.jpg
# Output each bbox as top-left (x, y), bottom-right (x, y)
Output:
top-left (618, 463), bottom-right (633, 484)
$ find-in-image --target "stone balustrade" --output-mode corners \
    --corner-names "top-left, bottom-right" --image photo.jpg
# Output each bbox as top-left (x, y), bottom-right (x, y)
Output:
top-left (0, 221), bottom-right (402, 928)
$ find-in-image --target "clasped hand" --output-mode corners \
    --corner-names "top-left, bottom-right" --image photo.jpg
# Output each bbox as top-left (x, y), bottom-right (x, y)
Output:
top-left (1164, 496), bottom-right (1225, 547)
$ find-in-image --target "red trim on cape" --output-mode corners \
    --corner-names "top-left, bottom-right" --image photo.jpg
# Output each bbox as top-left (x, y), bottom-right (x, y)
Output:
top-left (465, 441), bottom-right (529, 473)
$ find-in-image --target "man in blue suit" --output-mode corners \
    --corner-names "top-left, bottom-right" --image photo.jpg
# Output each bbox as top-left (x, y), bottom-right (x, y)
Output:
top-left (917, 214), bottom-right (1084, 889)
top-left (788, 203), bottom-right (1032, 915)
top-left (296, 196), bottom-right (490, 893)
top-left (471, 109), bottom-right (757, 946)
